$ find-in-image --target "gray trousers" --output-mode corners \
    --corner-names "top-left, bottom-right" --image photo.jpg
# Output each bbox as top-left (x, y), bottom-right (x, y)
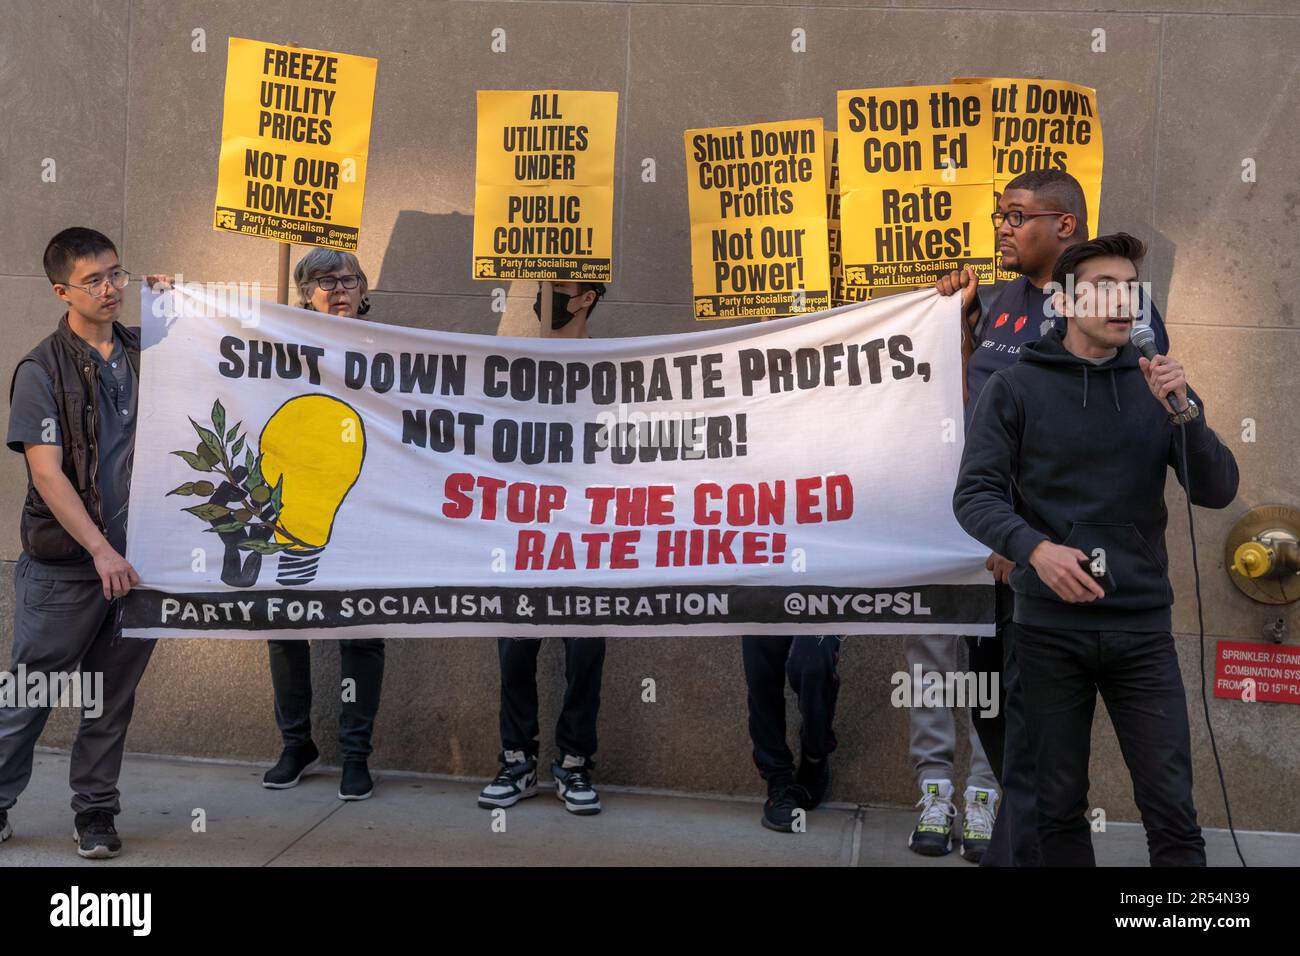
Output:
top-left (903, 634), bottom-right (997, 792)
top-left (0, 554), bottom-right (156, 815)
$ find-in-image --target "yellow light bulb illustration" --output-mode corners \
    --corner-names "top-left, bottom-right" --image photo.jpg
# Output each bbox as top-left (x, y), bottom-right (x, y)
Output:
top-left (258, 394), bottom-right (366, 585)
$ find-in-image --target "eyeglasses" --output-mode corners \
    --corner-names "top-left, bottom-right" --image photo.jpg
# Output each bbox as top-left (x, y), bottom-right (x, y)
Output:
top-left (310, 274), bottom-right (362, 292)
top-left (991, 210), bottom-right (1068, 229)
top-left (60, 268), bottom-right (130, 296)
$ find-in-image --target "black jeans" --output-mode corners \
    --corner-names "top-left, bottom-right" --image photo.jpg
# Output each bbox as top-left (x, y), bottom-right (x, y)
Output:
top-left (741, 635), bottom-right (841, 782)
top-left (1014, 623), bottom-right (1206, 867)
top-left (966, 582), bottom-right (1043, 867)
top-left (498, 637), bottom-right (605, 762)
top-left (267, 639), bottom-right (386, 761)
top-left (980, 619), bottom-right (1043, 866)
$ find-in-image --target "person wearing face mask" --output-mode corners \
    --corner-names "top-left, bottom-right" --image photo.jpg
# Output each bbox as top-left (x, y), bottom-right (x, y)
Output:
top-left (531, 280), bottom-right (604, 338)
top-left (260, 249), bottom-right (385, 802)
top-left (478, 280), bottom-right (610, 815)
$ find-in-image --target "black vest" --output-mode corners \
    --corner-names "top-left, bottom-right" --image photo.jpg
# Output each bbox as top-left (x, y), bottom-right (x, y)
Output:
top-left (9, 314), bottom-right (140, 563)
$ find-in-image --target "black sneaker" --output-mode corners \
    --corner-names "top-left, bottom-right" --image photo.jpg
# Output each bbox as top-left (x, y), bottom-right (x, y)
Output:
top-left (795, 755), bottom-right (831, 810)
top-left (0, 809), bottom-right (12, 845)
top-left (478, 751), bottom-right (539, 809)
top-left (762, 781), bottom-right (812, 832)
top-left (73, 810), bottom-right (121, 860)
top-left (552, 755), bottom-right (601, 815)
top-left (262, 742), bottom-right (320, 789)
top-left (338, 759), bottom-right (374, 801)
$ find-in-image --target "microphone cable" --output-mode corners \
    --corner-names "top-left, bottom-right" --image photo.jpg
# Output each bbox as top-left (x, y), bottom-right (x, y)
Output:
top-left (1178, 419), bottom-right (1247, 866)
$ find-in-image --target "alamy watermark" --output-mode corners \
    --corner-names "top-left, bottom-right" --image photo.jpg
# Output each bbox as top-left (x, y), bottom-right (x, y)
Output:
top-left (890, 664), bottom-right (999, 719)
top-left (1041, 277), bottom-right (1156, 324)
top-left (150, 273), bottom-right (265, 328)
top-left (0, 666), bottom-right (103, 718)
top-left (591, 403), bottom-right (746, 458)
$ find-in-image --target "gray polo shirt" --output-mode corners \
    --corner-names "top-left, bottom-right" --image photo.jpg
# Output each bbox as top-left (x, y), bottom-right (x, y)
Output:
top-left (7, 327), bottom-right (137, 577)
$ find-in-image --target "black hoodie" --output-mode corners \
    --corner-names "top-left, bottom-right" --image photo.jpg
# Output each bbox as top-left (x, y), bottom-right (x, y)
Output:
top-left (953, 328), bottom-right (1239, 632)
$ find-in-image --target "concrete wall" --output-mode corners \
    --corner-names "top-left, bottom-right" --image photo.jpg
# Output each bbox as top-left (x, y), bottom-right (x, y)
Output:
top-left (2, 0), bottom-right (1298, 832)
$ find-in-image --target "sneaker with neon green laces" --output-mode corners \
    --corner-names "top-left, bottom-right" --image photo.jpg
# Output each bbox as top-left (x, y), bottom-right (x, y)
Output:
top-left (908, 779), bottom-right (956, 857)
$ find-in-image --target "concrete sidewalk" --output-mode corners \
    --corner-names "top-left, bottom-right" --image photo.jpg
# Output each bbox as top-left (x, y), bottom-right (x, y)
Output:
top-left (1, 750), bottom-right (1294, 867)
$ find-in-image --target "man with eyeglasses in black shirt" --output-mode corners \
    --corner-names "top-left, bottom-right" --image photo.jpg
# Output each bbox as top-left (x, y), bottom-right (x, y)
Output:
top-left (936, 170), bottom-right (1170, 866)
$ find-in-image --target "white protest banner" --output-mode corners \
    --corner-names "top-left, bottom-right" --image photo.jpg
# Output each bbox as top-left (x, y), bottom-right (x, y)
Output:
top-left (123, 285), bottom-right (992, 639)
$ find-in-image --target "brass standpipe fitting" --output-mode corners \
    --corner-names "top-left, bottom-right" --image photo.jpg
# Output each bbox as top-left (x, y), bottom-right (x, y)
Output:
top-left (1225, 506), bottom-right (1300, 607)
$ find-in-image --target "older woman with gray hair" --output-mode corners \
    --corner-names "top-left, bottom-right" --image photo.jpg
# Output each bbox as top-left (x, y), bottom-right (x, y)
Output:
top-left (261, 247), bottom-right (384, 801)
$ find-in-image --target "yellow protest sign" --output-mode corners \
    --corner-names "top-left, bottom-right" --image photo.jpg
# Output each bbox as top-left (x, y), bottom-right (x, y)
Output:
top-left (685, 119), bottom-right (831, 320)
top-left (836, 84), bottom-right (994, 292)
top-left (954, 77), bottom-right (1103, 281)
top-left (825, 132), bottom-right (870, 307)
top-left (472, 90), bottom-right (617, 282)
top-left (213, 38), bottom-right (376, 251)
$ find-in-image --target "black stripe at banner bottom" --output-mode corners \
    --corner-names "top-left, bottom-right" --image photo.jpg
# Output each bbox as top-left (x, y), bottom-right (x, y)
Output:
top-left (122, 584), bottom-right (993, 633)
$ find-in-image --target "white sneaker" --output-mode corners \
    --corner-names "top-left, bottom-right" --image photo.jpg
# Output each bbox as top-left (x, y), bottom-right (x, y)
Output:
top-left (907, 778), bottom-right (956, 856)
top-left (552, 754), bottom-right (601, 815)
top-left (961, 785), bottom-right (999, 863)
top-left (477, 750), bottom-right (538, 809)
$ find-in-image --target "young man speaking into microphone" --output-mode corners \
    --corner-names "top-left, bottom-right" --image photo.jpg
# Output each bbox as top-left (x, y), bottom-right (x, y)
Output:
top-left (951, 233), bottom-right (1239, 866)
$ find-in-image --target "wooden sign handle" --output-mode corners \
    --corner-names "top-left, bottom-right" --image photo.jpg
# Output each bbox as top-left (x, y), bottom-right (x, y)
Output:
top-left (538, 280), bottom-right (552, 338)
top-left (277, 240), bottom-right (292, 305)
top-left (275, 41), bottom-right (299, 307)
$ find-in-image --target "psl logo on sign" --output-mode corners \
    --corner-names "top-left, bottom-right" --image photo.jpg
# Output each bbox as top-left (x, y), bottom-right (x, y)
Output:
top-left (168, 396), bottom-right (366, 586)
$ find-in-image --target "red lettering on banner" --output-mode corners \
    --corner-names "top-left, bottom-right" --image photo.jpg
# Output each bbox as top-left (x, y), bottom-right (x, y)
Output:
top-left (445, 473), bottom-right (850, 570)
top-left (654, 529), bottom-right (787, 567)
top-left (586, 484), bottom-right (675, 525)
top-left (441, 473), bottom-right (566, 523)
top-left (693, 478), bottom-right (850, 526)
top-left (515, 530), bottom-right (643, 571)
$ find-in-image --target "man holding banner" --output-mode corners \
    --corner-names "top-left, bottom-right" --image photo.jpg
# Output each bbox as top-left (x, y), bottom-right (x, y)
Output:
top-left (470, 88), bottom-right (618, 816)
top-left (477, 281), bottom-right (608, 817)
top-left (743, 634), bottom-right (841, 832)
top-left (902, 636), bottom-right (998, 860)
top-left (0, 228), bottom-right (161, 860)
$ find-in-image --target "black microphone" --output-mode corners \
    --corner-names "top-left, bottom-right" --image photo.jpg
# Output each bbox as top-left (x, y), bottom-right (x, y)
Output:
top-left (1130, 324), bottom-right (1184, 412)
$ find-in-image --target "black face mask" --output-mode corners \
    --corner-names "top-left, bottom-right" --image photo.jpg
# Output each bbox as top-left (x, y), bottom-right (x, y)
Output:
top-left (533, 289), bottom-right (577, 330)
